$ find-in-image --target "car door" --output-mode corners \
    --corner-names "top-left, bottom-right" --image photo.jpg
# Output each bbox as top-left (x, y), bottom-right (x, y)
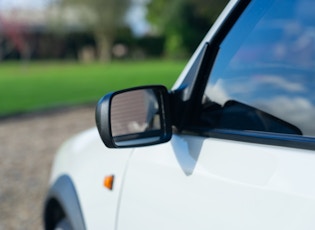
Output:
top-left (117, 0), bottom-right (315, 229)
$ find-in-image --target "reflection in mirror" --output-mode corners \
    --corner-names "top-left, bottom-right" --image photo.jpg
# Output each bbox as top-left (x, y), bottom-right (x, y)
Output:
top-left (110, 89), bottom-right (161, 140)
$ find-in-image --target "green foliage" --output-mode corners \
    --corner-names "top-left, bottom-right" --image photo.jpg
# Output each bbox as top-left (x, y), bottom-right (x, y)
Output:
top-left (165, 33), bottom-right (187, 59)
top-left (147, 0), bottom-right (229, 57)
top-left (0, 60), bottom-right (185, 116)
top-left (147, 0), bottom-right (183, 32)
top-left (135, 36), bottom-right (166, 58)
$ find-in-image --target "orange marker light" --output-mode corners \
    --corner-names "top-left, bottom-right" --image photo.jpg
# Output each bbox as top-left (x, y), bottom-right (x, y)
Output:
top-left (104, 175), bottom-right (114, 190)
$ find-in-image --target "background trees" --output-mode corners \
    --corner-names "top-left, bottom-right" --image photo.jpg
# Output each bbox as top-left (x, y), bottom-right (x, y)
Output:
top-left (57, 0), bottom-right (131, 62)
top-left (0, 0), bottom-right (228, 61)
top-left (57, 0), bottom-right (228, 60)
top-left (146, 0), bottom-right (229, 57)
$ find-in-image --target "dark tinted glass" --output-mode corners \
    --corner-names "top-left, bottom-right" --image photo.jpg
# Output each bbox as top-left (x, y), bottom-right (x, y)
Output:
top-left (202, 0), bottom-right (315, 137)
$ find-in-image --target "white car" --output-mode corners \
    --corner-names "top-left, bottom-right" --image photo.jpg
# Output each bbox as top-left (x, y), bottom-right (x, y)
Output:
top-left (44, 0), bottom-right (315, 229)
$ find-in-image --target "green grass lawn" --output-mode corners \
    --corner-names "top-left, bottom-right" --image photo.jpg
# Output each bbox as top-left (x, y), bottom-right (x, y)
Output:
top-left (0, 60), bottom-right (186, 116)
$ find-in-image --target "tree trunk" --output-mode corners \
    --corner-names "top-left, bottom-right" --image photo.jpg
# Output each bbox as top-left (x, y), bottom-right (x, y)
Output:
top-left (95, 32), bottom-right (112, 62)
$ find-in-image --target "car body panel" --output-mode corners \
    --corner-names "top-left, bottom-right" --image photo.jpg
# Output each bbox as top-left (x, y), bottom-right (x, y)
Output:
top-left (117, 134), bottom-right (315, 229)
top-left (49, 128), bottom-right (133, 229)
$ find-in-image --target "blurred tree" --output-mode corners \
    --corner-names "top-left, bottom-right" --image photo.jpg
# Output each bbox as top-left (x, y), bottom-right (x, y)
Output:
top-left (58, 0), bottom-right (130, 62)
top-left (147, 0), bottom-right (228, 57)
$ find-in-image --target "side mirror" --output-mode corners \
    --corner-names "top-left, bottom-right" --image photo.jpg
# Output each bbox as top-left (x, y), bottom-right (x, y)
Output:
top-left (96, 85), bottom-right (172, 148)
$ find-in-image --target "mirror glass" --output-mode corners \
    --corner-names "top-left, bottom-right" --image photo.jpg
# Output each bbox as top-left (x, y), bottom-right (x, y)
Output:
top-left (110, 88), bottom-right (162, 146)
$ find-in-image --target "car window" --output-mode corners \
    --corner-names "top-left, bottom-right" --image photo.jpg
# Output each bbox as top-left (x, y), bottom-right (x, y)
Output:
top-left (201, 0), bottom-right (315, 138)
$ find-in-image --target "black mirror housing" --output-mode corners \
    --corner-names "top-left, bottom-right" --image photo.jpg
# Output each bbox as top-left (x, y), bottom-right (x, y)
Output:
top-left (96, 85), bottom-right (172, 148)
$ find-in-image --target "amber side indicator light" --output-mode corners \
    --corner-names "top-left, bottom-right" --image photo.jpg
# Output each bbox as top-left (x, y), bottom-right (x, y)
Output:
top-left (104, 175), bottom-right (115, 190)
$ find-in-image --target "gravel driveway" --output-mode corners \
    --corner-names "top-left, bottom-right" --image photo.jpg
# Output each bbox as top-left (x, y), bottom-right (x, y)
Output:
top-left (0, 105), bottom-right (95, 230)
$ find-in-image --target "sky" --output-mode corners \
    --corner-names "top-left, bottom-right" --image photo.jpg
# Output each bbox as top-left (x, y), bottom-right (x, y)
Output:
top-left (0, 0), bottom-right (150, 36)
top-left (0, 0), bottom-right (52, 10)
top-left (126, 2), bottom-right (150, 36)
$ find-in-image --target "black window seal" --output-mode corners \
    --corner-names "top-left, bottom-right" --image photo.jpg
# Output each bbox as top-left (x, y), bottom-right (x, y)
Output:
top-left (179, 128), bottom-right (315, 151)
